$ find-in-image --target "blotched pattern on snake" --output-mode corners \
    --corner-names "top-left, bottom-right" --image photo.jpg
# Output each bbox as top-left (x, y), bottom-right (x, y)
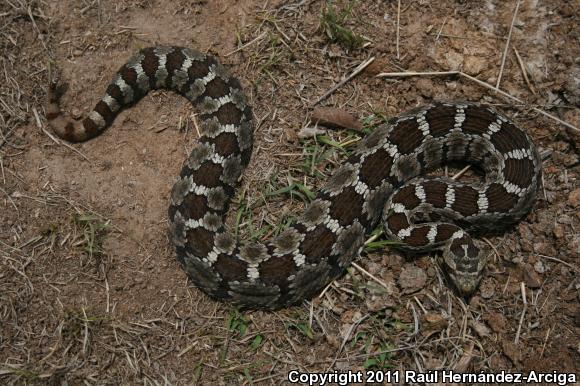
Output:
top-left (47, 46), bottom-right (542, 309)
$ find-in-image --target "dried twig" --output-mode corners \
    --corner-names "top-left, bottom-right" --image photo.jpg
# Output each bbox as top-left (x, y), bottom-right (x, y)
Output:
top-left (27, 5), bottom-right (47, 50)
top-left (539, 326), bottom-right (551, 357)
top-left (312, 57), bottom-right (375, 105)
top-left (351, 262), bottom-right (391, 292)
top-left (496, 0), bottom-right (521, 90)
top-left (376, 70), bottom-right (459, 78)
top-left (538, 254), bottom-right (580, 272)
top-left (513, 47), bottom-right (536, 95)
top-left (0, 127), bottom-right (16, 150)
top-left (82, 307), bottom-right (90, 355)
top-left (0, 186), bottom-right (18, 211)
top-left (451, 165), bottom-right (471, 180)
top-left (514, 282), bottom-right (527, 343)
top-left (482, 236), bottom-right (502, 262)
top-left (435, 17), bottom-right (448, 42)
top-left (225, 31), bottom-right (267, 57)
top-left (396, 0), bottom-right (401, 59)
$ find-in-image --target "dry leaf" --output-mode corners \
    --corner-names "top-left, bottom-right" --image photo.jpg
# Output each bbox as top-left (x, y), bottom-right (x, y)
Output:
top-left (470, 320), bottom-right (491, 338)
top-left (421, 312), bottom-right (448, 333)
top-left (311, 107), bottom-right (362, 131)
top-left (454, 341), bottom-right (475, 372)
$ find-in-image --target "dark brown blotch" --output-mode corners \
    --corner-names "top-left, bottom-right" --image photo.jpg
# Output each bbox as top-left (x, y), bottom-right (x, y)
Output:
top-left (422, 180), bottom-right (448, 208)
top-left (204, 77), bottom-right (230, 99)
top-left (94, 100), bottom-right (114, 125)
top-left (81, 117), bottom-right (100, 139)
top-left (212, 103), bottom-right (244, 126)
top-left (300, 225), bottom-right (336, 264)
top-left (211, 132), bottom-right (240, 157)
top-left (259, 254), bottom-right (297, 291)
top-left (462, 105), bottom-right (496, 136)
top-left (489, 121), bottom-right (530, 153)
top-left (389, 119), bottom-right (424, 154)
top-left (105, 83), bottom-right (124, 105)
top-left (185, 227), bottom-right (215, 257)
top-left (189, 161), bottom-right (224, 188)
top-left (179, 194), bottom-right (209, 220)
top-left (451, 185), bottom-right (479, 216)
top-left (140, 48), bottom-right (159, 81)
top-left (504, 158), bottom-right (535, 188)
top-left (61, 121), bottom-right (78, 141)
top-left (188, 57), bottom-right (216, 80)
top-left (425, 104), bottom-right (456, 137)
top-left (386, 212), bottom-right (409, 233)
top-left (393, 184), bottom-right (421, 209)
top-left (165, 49), bottom-right (185, 76)
top-left (328, 186), bottom-right (365, 226)
top-left (119, 65), bottom-right (138, 89)
top-left (359, 148), bottom-right (393, 189)
top-left (404, 226), bottom-right (430, 247)
top-left (434, 223), bottom-right (459, 243)
top-left (213, 254), bottom-right (248, 283)
top-left (485, 183), bottom-right (517, 212)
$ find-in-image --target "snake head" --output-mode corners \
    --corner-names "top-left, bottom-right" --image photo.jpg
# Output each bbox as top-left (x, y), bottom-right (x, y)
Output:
top-left (440, 234), bottom-right (488, 296)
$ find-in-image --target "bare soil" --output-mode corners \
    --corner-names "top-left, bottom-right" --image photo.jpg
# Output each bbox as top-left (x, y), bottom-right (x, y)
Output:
top-left (1, 0), bottom-right (578, 384)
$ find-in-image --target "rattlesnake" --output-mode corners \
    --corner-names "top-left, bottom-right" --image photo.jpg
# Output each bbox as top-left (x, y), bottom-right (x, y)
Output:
top-left (46, 46), bottom-right (542, 309)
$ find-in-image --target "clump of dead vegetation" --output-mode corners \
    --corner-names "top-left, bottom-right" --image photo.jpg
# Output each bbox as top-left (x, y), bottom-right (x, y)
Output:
top-left (320, 0), bottom-right (364, 50)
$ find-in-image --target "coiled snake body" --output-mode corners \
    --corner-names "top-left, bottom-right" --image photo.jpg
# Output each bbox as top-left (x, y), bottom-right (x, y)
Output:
top-left (47, 46), bottom-right (542, 309)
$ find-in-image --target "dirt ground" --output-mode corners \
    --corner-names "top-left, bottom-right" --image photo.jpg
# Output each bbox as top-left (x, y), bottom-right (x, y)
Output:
top-left (1, 0), bottom-right (578, 384)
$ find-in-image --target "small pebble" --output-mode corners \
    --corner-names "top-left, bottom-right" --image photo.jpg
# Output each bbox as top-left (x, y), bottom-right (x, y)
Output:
top-left (553, 224), bottom-right (565, 239)
top-left (568, 188), bottom-right (580, 207)
top-left (523, 264), bottom-right (542, 288)
top-left (534, 260), bottom-right (548, 274)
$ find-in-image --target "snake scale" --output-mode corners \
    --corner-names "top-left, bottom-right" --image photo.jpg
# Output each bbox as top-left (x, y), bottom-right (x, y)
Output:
top-left (47, 46), bottom-right (542, 309)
